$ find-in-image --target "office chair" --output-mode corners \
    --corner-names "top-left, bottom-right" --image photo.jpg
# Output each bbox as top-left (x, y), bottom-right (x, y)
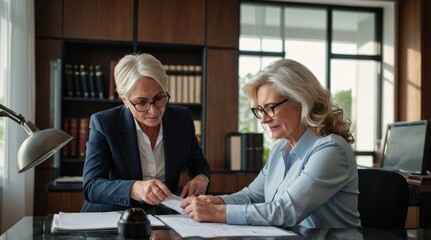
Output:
top-left (357, 168), bottom-right (409, 228)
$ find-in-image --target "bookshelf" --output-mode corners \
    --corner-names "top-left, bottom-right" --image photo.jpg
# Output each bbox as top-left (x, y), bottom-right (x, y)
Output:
top-left (35, 0), bottom-right (240, 215)
top-left (59, 42), bottom-right (205, 177)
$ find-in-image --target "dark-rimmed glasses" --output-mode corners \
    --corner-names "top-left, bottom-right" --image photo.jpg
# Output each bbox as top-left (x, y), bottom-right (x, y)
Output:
top-left (128, 92), bottom-right (170, 112)
top-left (251, 98), bottom-right (289, 119)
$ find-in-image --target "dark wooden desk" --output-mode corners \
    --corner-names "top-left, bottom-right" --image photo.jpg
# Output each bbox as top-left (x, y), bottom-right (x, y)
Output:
top-left (408, 184), bottom-right (431, 228)
top-left (2, 216), bottom-right (431, 240)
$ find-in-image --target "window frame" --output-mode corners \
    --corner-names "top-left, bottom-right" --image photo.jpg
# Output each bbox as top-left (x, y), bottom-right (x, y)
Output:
top-left (239, 0), bottom-right (384, 164)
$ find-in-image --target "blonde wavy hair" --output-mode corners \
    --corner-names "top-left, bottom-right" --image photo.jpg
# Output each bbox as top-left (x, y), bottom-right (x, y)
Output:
top-left (242, 58), bottom-right (354, 143)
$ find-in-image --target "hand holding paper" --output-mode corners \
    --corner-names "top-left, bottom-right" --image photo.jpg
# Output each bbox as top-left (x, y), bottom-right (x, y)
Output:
top-left (161, 195), bottom-right (186, 214)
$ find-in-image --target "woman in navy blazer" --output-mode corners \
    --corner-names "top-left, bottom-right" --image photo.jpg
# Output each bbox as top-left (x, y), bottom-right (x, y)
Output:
top-left (81, 53), bottom-right (210, 212)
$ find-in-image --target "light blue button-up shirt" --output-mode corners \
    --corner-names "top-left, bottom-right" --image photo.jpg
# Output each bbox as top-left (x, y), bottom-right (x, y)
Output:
top-left (221, 129), bottom-right (361, 228)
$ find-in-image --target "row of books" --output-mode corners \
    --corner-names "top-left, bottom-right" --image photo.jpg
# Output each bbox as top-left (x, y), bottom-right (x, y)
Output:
top-left (62, 117), bottom-right (90, 158)
top-left (225, 132), bottom-right (264, 171)
top-left (61, 117), bottom-right (203, 158)
top-left (64, 64), bottom-right (114, 100)
top-left (165, 65), bottom-right (202, 104)
top-left (63, 62), bottom-right (203, 105)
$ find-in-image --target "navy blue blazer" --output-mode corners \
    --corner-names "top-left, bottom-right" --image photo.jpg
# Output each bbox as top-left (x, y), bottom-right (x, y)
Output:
top-left (81, 105), bottom-right (210, 212)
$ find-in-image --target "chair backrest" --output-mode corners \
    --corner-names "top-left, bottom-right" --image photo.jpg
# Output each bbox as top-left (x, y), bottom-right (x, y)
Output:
top-left (357, 168), bottom-right (409, 228)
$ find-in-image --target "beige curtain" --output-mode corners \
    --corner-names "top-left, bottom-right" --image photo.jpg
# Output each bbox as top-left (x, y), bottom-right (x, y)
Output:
top-left (0, 0), bottom-right (35, 233)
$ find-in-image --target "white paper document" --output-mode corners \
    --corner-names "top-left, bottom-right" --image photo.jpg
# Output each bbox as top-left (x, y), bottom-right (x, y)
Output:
top-left (157, 214), bottom-right (297, 238)
top-left (161, 195), bottom-right (186, 214)
top-left (51, 211), bottom-right (165, 232)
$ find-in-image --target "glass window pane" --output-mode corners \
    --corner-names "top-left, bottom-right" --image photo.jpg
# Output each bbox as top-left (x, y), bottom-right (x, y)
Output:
top-left (331, 59), bottom-right (378, 152)
top-left (332, 10), bottom-right (377, 55)
top-left (239, 56), bottom-right (280, 131)
top-left (240, 5), bottom-right (282, 52)
top-left (284, 7), bottom-right (327, 87)
top-left (0, 12), bottom-right (6, 177)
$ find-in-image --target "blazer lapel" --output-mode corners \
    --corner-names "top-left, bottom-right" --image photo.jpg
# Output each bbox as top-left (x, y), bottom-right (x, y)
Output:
top-left (162, 108), bottom-right (181, 187)
top-left (117, 106), bottom-right (143, 180)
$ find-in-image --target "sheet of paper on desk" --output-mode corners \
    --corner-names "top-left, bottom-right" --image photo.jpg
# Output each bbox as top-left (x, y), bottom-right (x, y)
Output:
top-left (161, 195), bottom-right (186, 214)
top-left (157, 214), bottom-right (297, 238)
top-left (51, 211), bottom-right (165, 232)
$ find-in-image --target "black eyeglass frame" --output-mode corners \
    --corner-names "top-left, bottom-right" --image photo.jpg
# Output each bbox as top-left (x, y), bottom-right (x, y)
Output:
top-left (127, 92), bottom-right (171, 112)
top-left (251, 98), bottom-right (289, 119)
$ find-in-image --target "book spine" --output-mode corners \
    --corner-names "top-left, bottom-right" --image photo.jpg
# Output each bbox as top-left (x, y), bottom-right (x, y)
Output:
top-left (253, 133), bottom-right (264, 170)
top-left (79, 118), bottom-right (90, 158)
top-left (80, 64), bottom-right (89, 98)
top-left (64, 64), bottom-right (74, 97)
top-left (181, 65), bottom-right (189, 103)
top-left (62, 117), bottom-right (70, 157)
top-left (194, 120), bottom-right (202, 144)
top-left (95, 65), bottom-right (105, 99)
top-left (187, 65), bottom-right (195, 103)
top-left (69, 117), bottom-right (79, 157)
top-left (195, 65), bottom-right (202, 104)
top-left (109, 60), bottom-right (118, 100)
top-left (175, 65), bottom-right (183, 103)
top-left (226, 132), bottom-right (242, 171)
top-left (166, 65), bottom-right (177, 103)
top-left (240, 133), bottom-right (264, 171)
top-left (87, 65), bottom-right (96, 98)
top-left (242, 133), bottom-right (255, 170)
top-left (73, 65), bottom-right (82, 98)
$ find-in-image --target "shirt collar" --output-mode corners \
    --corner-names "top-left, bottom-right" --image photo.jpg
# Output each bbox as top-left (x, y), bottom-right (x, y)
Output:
top-left (133, 118), bottom-right (164, 145)
top-left (279, 128), bottom-right (320, 160)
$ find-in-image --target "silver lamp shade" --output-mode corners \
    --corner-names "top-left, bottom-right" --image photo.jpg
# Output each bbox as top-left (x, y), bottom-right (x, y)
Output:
top-left (0, 105), bottom-right (73, 173)
top-left (17, 125), bottom-right (73, 173)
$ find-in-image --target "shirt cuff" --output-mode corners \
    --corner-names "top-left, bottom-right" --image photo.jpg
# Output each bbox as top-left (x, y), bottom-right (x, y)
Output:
top-left (220, 194), bottom-right (235, 204)
top-left (226, 204), bottom-right (247, 225)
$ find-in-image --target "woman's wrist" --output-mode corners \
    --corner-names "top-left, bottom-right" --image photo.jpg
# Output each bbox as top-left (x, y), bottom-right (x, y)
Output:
top-left (213, 204), bottom-right (227, 223)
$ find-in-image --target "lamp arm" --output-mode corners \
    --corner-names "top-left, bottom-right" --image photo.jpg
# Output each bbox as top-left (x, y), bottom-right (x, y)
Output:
top-left (0, 104), bottom-right (26, 124)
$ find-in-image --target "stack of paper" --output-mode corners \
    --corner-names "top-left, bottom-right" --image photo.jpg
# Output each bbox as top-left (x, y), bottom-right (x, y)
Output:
top-left (51, 211), bottom-right (165, 232)
top-left (157, 215), bottom-right (296, 238)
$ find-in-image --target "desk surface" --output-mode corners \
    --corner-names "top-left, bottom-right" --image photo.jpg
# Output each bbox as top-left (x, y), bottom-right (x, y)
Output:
top-left (2, 216), bottom-right (431, 240)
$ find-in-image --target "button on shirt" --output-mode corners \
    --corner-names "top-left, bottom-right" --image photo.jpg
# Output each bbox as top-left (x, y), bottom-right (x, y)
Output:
top-left (220, 128), bottom-right (361, 228)
top-left (135, 119), bottom-right (165, 181)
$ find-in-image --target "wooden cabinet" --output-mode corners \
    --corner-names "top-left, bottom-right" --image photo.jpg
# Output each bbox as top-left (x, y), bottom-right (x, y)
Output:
top-left (34, 39), bottom-right (62, 216)
top-left (208, 172), bottom-right (257, 194)
top-left (47, 191), bottom-right (85, 213)
top-left (205, 49), bottom-right (239, 170)
top-left (206, 0), bottom-right (239, 48)
top-left (35, 0), bottom-right (62, 38)
top-left (179, 170), bottom-right (258, 195)
top-left (63, 0), bottom-right (134, 41)
top-left (35, 39), bottom-right (61, 130)
top-left (138, 0), bottom-right (205, 45)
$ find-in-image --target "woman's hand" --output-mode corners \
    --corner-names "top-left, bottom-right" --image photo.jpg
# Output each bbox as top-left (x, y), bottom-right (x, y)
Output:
top-left (196, 195), bottom-right (225, 205)
top-left (181, 196), bottom-right (227, 223)
top-left (179, 174), bottom-right (209, 197)
top-left (130, 179), bottom-right (172, 205)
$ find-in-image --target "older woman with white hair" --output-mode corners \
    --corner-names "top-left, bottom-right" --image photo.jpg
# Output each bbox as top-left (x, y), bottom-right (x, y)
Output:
top-left (82, 53), bottom-right (210, 212)
top-left (181, 58), bottom-right (360, 228)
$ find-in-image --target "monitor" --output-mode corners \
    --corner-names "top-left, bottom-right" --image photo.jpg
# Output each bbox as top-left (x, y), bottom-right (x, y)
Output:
top-left (380, 120), bottom-right (431, 175)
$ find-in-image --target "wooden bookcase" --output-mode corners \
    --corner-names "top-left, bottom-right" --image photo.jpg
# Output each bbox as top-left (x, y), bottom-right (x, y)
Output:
top-left (35, 0), bottom-right (240, 215)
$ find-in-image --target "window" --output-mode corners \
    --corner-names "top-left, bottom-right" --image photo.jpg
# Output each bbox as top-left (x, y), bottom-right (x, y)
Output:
top-left (0, 0), bottom-right (8, 178)
top-left (239, 1), bottom-right (389, 166)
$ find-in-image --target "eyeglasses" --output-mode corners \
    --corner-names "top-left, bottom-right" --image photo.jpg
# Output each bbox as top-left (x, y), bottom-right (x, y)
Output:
top-left (251, 98), bottom-right (289, 119)
top-left (128, 92), bottom-right (170, 112)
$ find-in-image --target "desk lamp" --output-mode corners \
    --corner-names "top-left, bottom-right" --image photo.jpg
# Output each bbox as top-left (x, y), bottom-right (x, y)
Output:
top-left (0, 104), bottom-right (73, 173)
